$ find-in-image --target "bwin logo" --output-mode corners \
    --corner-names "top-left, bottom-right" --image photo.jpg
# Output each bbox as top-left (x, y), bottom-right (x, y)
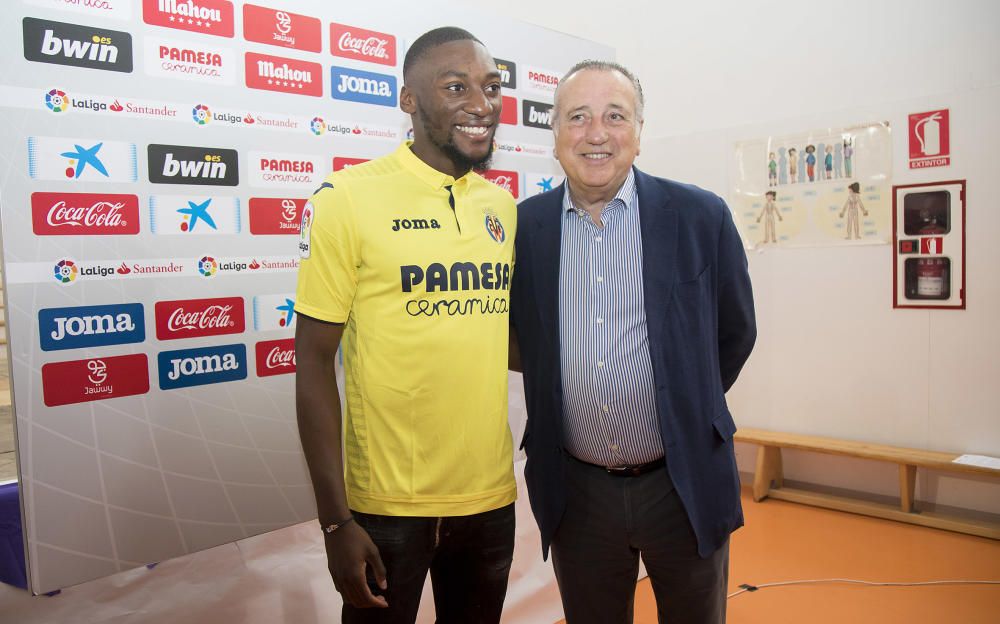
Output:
top-left (522, 100), bottom-right (554, 129)
top-left (158, 344), bottom-right (248, 390)
top-left (148, 144), bottom-right (239, 186)
top-left (23, 18), bottom-right (133, 73)
top-left (331, 66), bottom-right (396, 107)
top-left (39, 303), bottom-right (145, 351)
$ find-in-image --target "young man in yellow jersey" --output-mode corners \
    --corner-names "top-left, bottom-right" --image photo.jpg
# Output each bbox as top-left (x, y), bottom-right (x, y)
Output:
top-left (294, 27), bottom-right (517, 624)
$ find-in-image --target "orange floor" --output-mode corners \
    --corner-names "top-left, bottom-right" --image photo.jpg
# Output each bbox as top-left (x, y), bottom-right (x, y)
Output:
top-left (561, 487), bottom-right (1000, 623)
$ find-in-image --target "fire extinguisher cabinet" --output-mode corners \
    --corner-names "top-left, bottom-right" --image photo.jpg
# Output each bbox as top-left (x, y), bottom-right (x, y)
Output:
top-left (893, 180), bottom-right (966, 309)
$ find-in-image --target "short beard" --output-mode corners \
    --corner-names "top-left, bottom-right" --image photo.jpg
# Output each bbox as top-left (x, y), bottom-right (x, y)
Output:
top-left (418, 108), bottom-right (494, 173)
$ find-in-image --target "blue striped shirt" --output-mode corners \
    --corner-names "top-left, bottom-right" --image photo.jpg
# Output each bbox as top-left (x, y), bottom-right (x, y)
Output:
top-left (558, 169), bottom-right (664, 466)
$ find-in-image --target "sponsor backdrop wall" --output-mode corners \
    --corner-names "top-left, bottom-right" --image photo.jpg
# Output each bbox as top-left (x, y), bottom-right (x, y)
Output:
top-left (0, 0), bottom-right (608, 594)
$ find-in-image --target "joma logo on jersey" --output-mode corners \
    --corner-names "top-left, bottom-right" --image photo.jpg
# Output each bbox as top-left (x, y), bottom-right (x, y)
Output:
top-left (400, 261), bottom-right (512, 293)
top-left (330, 66), bottom-right (396, 107)
top-left (158, 343), bottom-right (247, 390)
top-left (391, 218), bottom-right (441, 232)
top-left (148, 144), bottom-right (239, 186)
top-left (39, 303), bottom-right (145, 351)
top-left (23, 17), bottom-right (133, 73)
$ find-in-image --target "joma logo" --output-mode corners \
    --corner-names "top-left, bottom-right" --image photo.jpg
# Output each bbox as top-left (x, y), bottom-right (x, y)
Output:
top-left (392, 218), bottom-right (440, 231)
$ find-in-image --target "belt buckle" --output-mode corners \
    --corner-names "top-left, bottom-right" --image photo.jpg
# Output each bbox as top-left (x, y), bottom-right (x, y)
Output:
top-left (605, 465), bottom-right (635, 477)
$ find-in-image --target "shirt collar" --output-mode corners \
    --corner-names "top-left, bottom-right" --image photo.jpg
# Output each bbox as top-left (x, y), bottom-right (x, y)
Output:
top-left (562, 168), bottom-right (637, 216)
top-left (395, 140), bottom-right (475, 190)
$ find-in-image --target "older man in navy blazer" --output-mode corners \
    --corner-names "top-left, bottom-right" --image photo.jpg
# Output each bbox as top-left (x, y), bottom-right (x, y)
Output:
top-left (510, 60), bottom-right (756, 624)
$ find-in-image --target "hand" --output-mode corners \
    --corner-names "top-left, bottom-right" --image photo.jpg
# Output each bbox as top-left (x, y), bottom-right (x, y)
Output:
top-left (325, 521), bottom-right (389, 609)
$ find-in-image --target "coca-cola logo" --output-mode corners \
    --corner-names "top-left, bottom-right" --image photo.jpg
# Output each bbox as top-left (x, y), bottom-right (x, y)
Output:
top-left (337, 32), bottom-right (389, 59)
top-left (483, 170), bottom-right (520, 198)
top-left (32, 192), bottom-right (140, 235)
top-left (329, 22), bottom-right (396, 66)
top-left (155, 296), bottom-right (245, 340)
top-left (167, 304), bottom-right (234, 331)
top-left (255, 338), bottom-right (296, 377)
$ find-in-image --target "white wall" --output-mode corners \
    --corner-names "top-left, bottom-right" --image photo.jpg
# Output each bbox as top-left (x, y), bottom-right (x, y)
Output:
top-left (483, 0), bottom-right (1000, 512)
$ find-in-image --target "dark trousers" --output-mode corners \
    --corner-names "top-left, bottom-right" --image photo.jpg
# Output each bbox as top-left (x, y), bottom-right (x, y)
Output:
top-left (342, 503), bottom-right (515, 624)
top-left (551, 456), bottom-right (729, 624)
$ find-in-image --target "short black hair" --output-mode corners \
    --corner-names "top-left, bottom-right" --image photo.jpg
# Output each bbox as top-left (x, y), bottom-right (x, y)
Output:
top-left (403, 27), bottom-right (483, 81)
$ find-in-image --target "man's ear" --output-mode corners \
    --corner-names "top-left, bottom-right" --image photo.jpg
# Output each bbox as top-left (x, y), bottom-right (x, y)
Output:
top-left (399, 85), bottom-right (416, 115)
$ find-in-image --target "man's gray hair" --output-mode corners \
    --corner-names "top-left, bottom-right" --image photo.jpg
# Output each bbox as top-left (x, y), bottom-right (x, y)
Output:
top-left (553, 59), bottom-right (645, 126)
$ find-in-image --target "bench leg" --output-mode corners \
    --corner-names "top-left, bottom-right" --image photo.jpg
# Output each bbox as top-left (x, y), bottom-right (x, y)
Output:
top-left (753, 445), bottom-right (783, 502)
top-left (899, 464), bottom-right (917, 513)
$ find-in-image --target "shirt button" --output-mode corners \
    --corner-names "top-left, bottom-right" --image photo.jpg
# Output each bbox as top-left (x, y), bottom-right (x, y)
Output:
top-left (597, 361), bottom-right (604, 368)
top-left (595, 236), bottom-right (603, 243)
top-left (602, 405), bottom-right (610, 413)
top-left (610, 443), bottom-right (619, 451)
top-left (596, 276), bottom-right (604, 283)
top-left (596, 318), bottom-right (603, 324)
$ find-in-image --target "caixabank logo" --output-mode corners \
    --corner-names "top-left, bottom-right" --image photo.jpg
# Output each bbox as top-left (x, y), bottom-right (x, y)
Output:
top-left (42, 353), bottom-right (150, 407)
top-left (149, 195), bottom-right (241, 234)
top-left (522, 99), bottom-right (553, 129)
top-left (148, 144), bottom-right (238, 186)
top-left (329, 23), bottom-right (396, 66)
top-left (245, 52), bottom-right (322, 96)
top-left (158, 343), bottom-right (247, 390)
top-left (252, 294), bottom-right (295, 331)
top-left (31, 192), bottom-right (140, 235)
top-left (23, 17), bottom-right (133, 73)
top-left (243, 4), bottom-right (321, 52)
top-left (256, 338), bottom-right (295, 377)
top-left (39, 303), bottom-right (145, 351)
top-left (155, 296), bottom-right (244, 340)
top-left (142, 0), bottom-right (234, 38)
top-left (331, 66), bottom-right (396, 107)
top-left (28, 136), bottom-right (138, 183)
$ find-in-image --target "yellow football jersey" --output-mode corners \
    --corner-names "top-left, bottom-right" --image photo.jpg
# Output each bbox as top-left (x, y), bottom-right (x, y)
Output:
top-left (295, 142), bottom-right (517, 516)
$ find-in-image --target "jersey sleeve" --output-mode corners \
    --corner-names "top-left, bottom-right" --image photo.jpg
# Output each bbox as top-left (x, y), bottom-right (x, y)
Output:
top-left (294, 180), bottom-right (361, 324)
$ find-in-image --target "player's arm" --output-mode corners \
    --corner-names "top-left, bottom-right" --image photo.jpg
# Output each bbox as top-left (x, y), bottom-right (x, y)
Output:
top-left (296, 314), bottom-right (388, 609)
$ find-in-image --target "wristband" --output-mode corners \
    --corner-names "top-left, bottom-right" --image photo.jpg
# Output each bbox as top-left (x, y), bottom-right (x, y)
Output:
top-left (321, 515), bottom-right (355, 534)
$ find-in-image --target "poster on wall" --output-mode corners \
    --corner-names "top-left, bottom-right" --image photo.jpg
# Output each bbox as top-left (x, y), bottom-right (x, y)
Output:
top-left (731, 122), bottom-right (893, 249)
top-left (0, 0), bottom-right (608, 595)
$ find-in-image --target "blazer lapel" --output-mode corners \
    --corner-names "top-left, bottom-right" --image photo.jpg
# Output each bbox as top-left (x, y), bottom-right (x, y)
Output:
top-left (527, 184), bottom-right (565, 347)
top-left (635, 169), bottom-right (678, 343)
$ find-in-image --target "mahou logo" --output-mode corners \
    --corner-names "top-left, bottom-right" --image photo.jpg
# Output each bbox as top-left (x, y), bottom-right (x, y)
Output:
top-left (32, 192), bottom-right (140, 235)
top-left (155, 296), bottom-right (245, 340)
top-left (243, 4), bottom-right (320, 52)
top-left (245, 52), bottom-right (322, 96)
top-left (42, 353), bottom-right (150, 407)
top-left (329, 22), bottom-right (396, 66)
top-left (249, 197), bottom-right (305, 235)
top-left (23, 17), bottom-right (134, 73)
top-left (256, 338), bottom-right (295, 377)
top-left (142, 0), bottom-right (235, 38)
top-left (483, 169), bottom-right (520, 199)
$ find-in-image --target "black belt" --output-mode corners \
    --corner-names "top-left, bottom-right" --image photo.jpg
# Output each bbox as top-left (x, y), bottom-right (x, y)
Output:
top-left (569, 454), bottom-right (664, 477)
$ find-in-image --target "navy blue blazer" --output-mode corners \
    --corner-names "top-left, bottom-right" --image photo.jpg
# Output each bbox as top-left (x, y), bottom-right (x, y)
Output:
top-left (510, 167), bottom-right (756, 559)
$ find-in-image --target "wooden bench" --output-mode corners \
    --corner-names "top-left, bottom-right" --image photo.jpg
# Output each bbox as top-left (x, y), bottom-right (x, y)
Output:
top-left (735, 428), bottom-right (1000, 540)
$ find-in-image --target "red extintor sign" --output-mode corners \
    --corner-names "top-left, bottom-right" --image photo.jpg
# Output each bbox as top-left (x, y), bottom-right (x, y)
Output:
top-left (908, 109), bottom-right (950, 169)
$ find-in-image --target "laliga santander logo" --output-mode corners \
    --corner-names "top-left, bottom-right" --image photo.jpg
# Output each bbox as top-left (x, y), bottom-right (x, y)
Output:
top-left (192, 104), bottom-right (211, 125)
top-left (198, 255), bottom-right (217, 277)
top-left (485, 214), bottom-right (505, 243)
top-left (46, 88), bottom-right (68, 112)
top-left (310, 116), bottom-right (325, 136)
top-left (54, 259), bottom-right (78, 283)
